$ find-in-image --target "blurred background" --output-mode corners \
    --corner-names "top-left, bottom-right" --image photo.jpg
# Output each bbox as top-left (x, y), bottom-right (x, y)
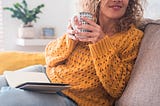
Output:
top-left (0, 0), bottom-right (159, 52)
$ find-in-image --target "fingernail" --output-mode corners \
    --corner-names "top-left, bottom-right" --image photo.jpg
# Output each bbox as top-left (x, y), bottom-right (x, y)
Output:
top-left (74, 16), bottom-right (77, 21)
top-left (76, 30), bottom-right (80, 33)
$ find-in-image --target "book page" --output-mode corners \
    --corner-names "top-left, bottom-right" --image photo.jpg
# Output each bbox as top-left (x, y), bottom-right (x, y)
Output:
top-left (4, 71), bottom-right (50, 88)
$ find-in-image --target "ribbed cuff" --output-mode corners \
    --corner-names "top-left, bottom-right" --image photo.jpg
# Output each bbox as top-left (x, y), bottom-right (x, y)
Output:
top-left (66, 34), bottom-right (77, 50)
top-left (89, 36), bottom-right (114, 57)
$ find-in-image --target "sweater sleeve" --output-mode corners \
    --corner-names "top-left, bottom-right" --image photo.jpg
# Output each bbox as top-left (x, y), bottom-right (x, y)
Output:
top-left (45, 34), bottom-right (77, 67)
top-left (89, 29), bottom-right (143, 99)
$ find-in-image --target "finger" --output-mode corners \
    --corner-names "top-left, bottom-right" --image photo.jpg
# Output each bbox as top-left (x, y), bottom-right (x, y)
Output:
top-left (78, 37), bottom-right (97, 43)
top-left (67, 19), bottom-right (73, 30)
top-left (74, 16), bottom-right (80, 25)
top-left (67, 29), bottom-right (73, 34)
top-left (68, 34), bottom-right (77, 40)
top-left (77, 24), bottom-right (98, 32)
top-left (71, 16), bottom-right (81, 30)
top-left (67, 19), bottom-right (79, 35)
top-left (75, 32), bottom-right (97, 38)
top-left (75, 35), bottom-right (89, 39)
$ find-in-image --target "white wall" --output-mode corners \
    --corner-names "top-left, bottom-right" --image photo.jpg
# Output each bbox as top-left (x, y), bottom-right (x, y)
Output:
top-left (2, 0), bottom-right (160, 52)
top-left (2, 0), bottom-right (72, 52)
top-left (144, 0), bottom-right (160, 19)
top-left (68, 0), bottom-right (77, 18)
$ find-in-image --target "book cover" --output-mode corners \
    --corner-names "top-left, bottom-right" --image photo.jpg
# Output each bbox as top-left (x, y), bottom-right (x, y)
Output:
top-left (4, 71), bottom-right (70, 93)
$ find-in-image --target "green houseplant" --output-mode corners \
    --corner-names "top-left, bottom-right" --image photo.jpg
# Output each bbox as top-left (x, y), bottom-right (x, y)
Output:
top-left (3, 0), bottom-right (44, 27)
top-left (3, 0), bottom-right (45, 38)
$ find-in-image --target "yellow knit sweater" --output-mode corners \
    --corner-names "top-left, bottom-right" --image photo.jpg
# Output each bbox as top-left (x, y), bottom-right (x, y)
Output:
top-left (45, 25), bottom-right (143, 106)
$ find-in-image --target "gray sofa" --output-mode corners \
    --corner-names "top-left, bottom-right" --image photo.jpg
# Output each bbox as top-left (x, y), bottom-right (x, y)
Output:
top-left (115, 20), bottom-right (160, 106)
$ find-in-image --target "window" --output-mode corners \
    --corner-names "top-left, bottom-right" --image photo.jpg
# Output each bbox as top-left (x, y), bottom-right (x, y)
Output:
top-left (0, 1), bottom-right (4, 51)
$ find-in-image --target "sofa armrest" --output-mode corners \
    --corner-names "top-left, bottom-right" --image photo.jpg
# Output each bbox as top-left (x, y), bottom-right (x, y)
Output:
top-left (115, 20), bottom-right (160, 106)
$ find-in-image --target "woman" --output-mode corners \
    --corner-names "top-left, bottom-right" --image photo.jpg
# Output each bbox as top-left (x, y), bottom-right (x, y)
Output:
top-left (0, 0), bottom-right (143, 106)
top-left (45, 0), bottom-right (143, 105)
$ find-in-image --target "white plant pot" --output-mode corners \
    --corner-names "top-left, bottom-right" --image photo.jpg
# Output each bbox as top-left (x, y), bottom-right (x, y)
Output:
top-left (18, 27), bottom-right (35, 38)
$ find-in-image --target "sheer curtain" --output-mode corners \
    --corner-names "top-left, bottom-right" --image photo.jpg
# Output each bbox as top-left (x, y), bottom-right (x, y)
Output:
top-left (0, 1), bottom-right (4, 51)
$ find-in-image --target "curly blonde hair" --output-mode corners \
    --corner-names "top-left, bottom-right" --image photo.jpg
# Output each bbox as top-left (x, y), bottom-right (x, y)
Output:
top-left (96, 0), bottom-right (144, 32)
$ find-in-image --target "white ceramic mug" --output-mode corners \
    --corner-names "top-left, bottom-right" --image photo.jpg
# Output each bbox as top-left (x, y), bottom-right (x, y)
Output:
top-left (71, 12), bottom-right (95, 32)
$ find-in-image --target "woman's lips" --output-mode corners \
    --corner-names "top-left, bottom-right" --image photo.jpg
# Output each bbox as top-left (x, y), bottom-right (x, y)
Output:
top-left (109, 5), bottom-right (122, 10)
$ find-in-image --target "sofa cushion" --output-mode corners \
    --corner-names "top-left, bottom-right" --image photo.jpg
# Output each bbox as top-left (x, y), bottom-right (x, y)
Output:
top-left (115, 20), bottom-right (160, 106)
top-left (0, 51), bottom-right (46, 74)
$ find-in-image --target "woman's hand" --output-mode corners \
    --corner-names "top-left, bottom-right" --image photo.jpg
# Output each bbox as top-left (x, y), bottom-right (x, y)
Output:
top-left (75, 17), bottom-right (106, 43)
top-left (66, 16), bottom-right (80, 41)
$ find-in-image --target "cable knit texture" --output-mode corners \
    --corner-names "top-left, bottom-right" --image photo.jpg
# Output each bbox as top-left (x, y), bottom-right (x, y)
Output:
top-left (45, 25), bottom-right (143, 106)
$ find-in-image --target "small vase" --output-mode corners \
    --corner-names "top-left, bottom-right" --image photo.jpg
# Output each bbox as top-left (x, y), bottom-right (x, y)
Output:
top-left (18, 26), bottom-right (35, 38)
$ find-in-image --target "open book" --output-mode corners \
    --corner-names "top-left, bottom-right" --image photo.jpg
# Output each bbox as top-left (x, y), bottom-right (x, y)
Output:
top-left (4, 71), bottom-right (70, 93)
